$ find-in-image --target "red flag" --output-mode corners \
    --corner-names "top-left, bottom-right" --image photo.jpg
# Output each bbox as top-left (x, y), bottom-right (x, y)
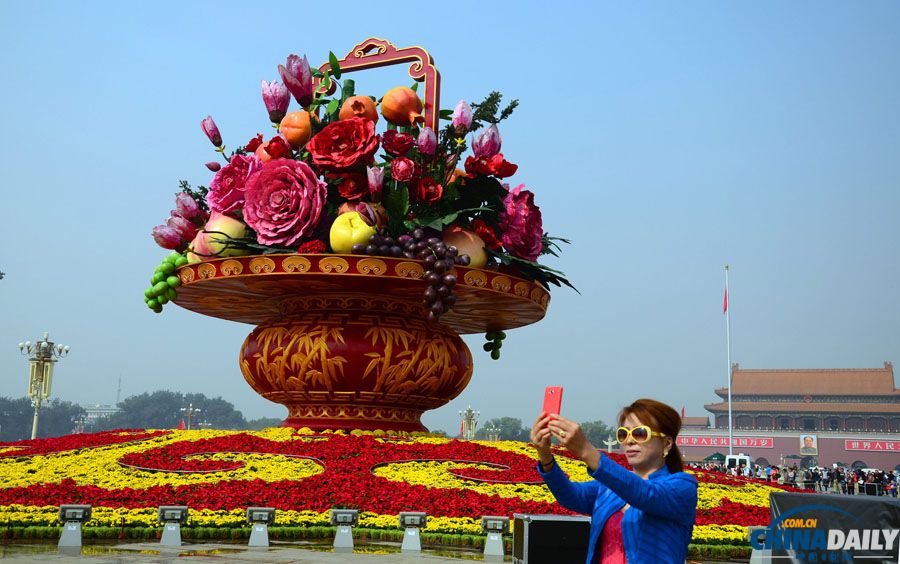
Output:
top-left (176, 419), bottom-right (186, 430)
top-left (723, 287), bottom-right (728, 314)
top-left (459, 420), bottom-right (464, 438)
top-left (681, 406), bottom-right (686, 419)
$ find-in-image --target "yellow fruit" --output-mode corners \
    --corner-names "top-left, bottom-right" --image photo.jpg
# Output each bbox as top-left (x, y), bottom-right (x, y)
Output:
top-left (442, 226), bottom-right (488, 268)
top-left (329, 211), bottom-right (377, 254)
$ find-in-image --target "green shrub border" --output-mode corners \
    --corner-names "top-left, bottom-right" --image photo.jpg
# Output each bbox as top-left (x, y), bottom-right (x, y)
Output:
top-left (1, 525), bottom-right (750, 559)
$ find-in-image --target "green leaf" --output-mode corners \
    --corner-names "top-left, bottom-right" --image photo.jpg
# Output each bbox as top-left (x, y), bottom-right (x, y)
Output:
top-left (382, 183), bottom-right (410, 233)
top-left (328, 52), bottom-right (342, 79)
top-left (325, 99), bottom-right (340, 116)
top-left (410, 82), bottom-right (419, 92)
top-left (439, 109), bottom-right (454, 120)
top-left (320, 71), bottom-right (332, 95)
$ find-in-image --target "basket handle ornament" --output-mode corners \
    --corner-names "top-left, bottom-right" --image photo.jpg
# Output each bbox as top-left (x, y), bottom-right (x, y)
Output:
top-left (312, 38), bottom-right (441, 132)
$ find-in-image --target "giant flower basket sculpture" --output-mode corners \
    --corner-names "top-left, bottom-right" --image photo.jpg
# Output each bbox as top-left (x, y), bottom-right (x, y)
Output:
top-left (146, 38), bottom-right (573, 431)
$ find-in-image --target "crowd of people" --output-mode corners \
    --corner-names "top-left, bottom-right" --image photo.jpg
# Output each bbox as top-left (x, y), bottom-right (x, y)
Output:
top-left (689, 461), bottom-right (900, 496)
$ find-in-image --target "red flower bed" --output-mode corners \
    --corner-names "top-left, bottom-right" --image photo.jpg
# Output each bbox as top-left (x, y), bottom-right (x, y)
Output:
top-left (0, 430), bottom-right (168, 458)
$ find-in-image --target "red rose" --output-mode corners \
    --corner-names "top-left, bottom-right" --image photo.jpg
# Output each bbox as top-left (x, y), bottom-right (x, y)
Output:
top-left (464, 153), bottom-right (518, 179)
top-left (307, 117), bottom-right (379, 171)
top-left (390, 157), bottom-right (416, 183)
top-left (264, 136), bottom-right (292, 159)
top-left (328, 172), bottom-right (368, 200)
top-left (244, 134), bottom-right (264, 153)
top-left (381, 130), bottom-right (415, 157)
top-left (471, 218), bottom-right (501, 250)
top-left (413, 177), bottom-right (443, 204)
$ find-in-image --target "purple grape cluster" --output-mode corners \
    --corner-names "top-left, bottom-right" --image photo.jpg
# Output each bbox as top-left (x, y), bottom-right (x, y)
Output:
top-left (350, 228), bottom-right (470, 323)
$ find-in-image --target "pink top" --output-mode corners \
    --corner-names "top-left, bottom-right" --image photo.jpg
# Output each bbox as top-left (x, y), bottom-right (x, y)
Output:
top-left (598, 510), bottom-right (627, 564)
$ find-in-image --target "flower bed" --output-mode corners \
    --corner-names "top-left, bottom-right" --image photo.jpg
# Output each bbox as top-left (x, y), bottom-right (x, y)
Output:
top-left (0, 429), bottom-right (790, 555)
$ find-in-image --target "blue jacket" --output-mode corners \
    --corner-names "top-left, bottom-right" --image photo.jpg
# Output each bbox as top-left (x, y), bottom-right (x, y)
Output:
top-left (538, 453), bottom-right (697, 564)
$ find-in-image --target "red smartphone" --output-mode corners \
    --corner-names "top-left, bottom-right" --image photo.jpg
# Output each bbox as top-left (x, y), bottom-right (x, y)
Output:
top-left (542, 386), bottom-right (563, 416)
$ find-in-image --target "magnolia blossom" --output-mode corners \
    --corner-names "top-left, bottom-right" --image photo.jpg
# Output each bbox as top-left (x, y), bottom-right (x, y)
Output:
top-left (174, 193), bottom-right (203, 221)
top-left (278, 54), bottom-right (313, 107)
top-left (451, 100), bottom-right (472, 135)
top-left (261, 80), bottom-right (290, 123)
top-left (200, 115), bottom-right (222, 147)
top-left (473, 124), bottom-right (501, 158)
top-left (367, 166), bottom-right (384, 201)
top-left (417, 127), bottom-right (437, 155)
top-left (151, 225), bottom-right (182, 250)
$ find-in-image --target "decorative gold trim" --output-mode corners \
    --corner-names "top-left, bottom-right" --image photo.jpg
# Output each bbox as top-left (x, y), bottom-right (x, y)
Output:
top-left (514, 282), bottom-right (530, 297)
top-left (179, 267), bottom-right (195, 284)
top-left (464, 271), bottom-right (488, 287)
top-left (250, 257), bottom-right (277, 274)
top-left (357, 258), bottom-right (388, 275)
top-left (197, 263), bottom-right (217, 279)
top-left (282, 256), bottom-right (312, 272)
top-left (319, 257), bottom-right (349, 273)
top-left (491, 276), bottom-right (512, 293)
top-left (395, 262), bottom-right (425, 278)
top-left (220, 260), bottom-right (243, 276)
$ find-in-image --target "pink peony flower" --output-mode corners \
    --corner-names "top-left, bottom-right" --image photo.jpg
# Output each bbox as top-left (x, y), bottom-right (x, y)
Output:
top-left (498, 184), bottom-right (543, 262)
top-left (207, 154), bottom-right (262, 215)
top-left (390, 157), bottom-right (416, 183)
top-left (417, 127), bottom-right (437, 155)
top-left (242, 158), bottom-right (327, 247)
top-left (472, 124), bottom-right (502, 158)
top-left (261, 79), bottom-right (290, 123)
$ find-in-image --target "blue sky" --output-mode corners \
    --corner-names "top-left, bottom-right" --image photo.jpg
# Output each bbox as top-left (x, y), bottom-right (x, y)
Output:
top-left (1, 2), bottom-right (898, 434)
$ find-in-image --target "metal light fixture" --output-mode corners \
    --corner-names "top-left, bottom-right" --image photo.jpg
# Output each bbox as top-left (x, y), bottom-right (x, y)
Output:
top-left (458, 405), bottom-right (480, 441)
top-left (484, 425), bottom-right (501, 441)
top-left (179, 403), bottom-right (201, 430)
top-left (246, 507), bottom-right (276, 547)
top-left (481, 515), bottom-right (510, 562)
top-left (399, 511), bottom-right (427, 552)
top-left (330, 508), bottom-right (358, 552)
top-left (157, 505), bottom-right (189, 547)
top-left (19, 332), bottom-right (70, 439)
top-left (58, 504), bottom-right (91, 553)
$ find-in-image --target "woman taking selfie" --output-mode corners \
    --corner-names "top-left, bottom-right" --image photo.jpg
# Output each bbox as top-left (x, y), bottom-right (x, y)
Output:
top-left (532, 398), bottom-right (697, 564)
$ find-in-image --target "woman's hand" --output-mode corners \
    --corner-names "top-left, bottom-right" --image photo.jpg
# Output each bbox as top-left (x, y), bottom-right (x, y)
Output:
top-left (548, 415), bottom-right (601, 471)
top-left (530, 413), bottom-right (554, 465)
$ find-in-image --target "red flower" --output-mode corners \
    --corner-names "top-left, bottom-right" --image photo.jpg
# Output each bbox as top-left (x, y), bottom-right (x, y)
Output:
top-left (390, 157), bottom-right (416, 183)
top-left (413, 177), bottom-right (443, 204)
top-left (244, 134), bottom-right (264, 153)
top-left (498, 184), bottom-right (543, 261)
top-left (381, 130), bottom-right (415, 157)
top-left (264, 136), bottom-right (292, 160)
top-left (471, 218), bottom-right (501, 250)
top-left (242, 159), bottom-right (327, 246)
top-left (296, 240), bottom-right (326, 253)
top-left (464, 153), bottom-right (518, 179)
top-left (307, 117), bottom-right (379, 171)
top-left (328, 172), bottom-right (368, 200)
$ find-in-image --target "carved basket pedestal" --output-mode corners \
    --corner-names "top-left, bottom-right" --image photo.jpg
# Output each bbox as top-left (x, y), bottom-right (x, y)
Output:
top-left (173, 254), bottom-right (549, 431)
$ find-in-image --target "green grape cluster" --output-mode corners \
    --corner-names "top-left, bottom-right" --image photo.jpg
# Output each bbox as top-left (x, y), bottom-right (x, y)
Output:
top-left (482, 331), bottom-right (507, 360)
top-left (144, 252), bottom-right (187, 313)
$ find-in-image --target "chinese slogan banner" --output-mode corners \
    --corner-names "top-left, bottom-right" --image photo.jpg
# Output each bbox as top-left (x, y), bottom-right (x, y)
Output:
top-left (677, 436), bottom-right (774, 448)
top-left (844, 440), bottom-right (899, 451)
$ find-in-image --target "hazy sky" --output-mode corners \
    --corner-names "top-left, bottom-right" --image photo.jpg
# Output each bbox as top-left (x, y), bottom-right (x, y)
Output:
top-left (1, 2), bottom-right (898, 434)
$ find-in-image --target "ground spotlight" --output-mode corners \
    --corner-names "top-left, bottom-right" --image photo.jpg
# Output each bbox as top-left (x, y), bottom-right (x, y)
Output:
top-left (157, 505), bottom-right (189, 547)
top-left (246, 507), bottom-right (276, 547)
top-left (481, 515), bottom-right (509, 561)
top-left (399, 511), bottom-right (427, 552)
top-left (330, 508), bottom-right (359, 552)
top-left (58, 504), bottom-right (91, 553)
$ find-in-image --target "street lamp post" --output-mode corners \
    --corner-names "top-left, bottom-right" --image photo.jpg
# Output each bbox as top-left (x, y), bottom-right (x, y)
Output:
top-left (18, 333), bottom-right (70, 440)
top-left (180, 403), bottom-right (201, 430)
top-left (458, 405), bottom-right (479, 441)
top-left (484, 425), bottom-right (500, 442)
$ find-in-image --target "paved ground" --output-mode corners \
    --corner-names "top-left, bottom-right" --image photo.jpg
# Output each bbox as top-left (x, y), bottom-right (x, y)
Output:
top-left (0, 542), bottom-right (487, 562)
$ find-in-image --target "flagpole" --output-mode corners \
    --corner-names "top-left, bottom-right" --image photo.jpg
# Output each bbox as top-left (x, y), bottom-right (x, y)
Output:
top-left (725, 264), bottom-right (733, 456)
